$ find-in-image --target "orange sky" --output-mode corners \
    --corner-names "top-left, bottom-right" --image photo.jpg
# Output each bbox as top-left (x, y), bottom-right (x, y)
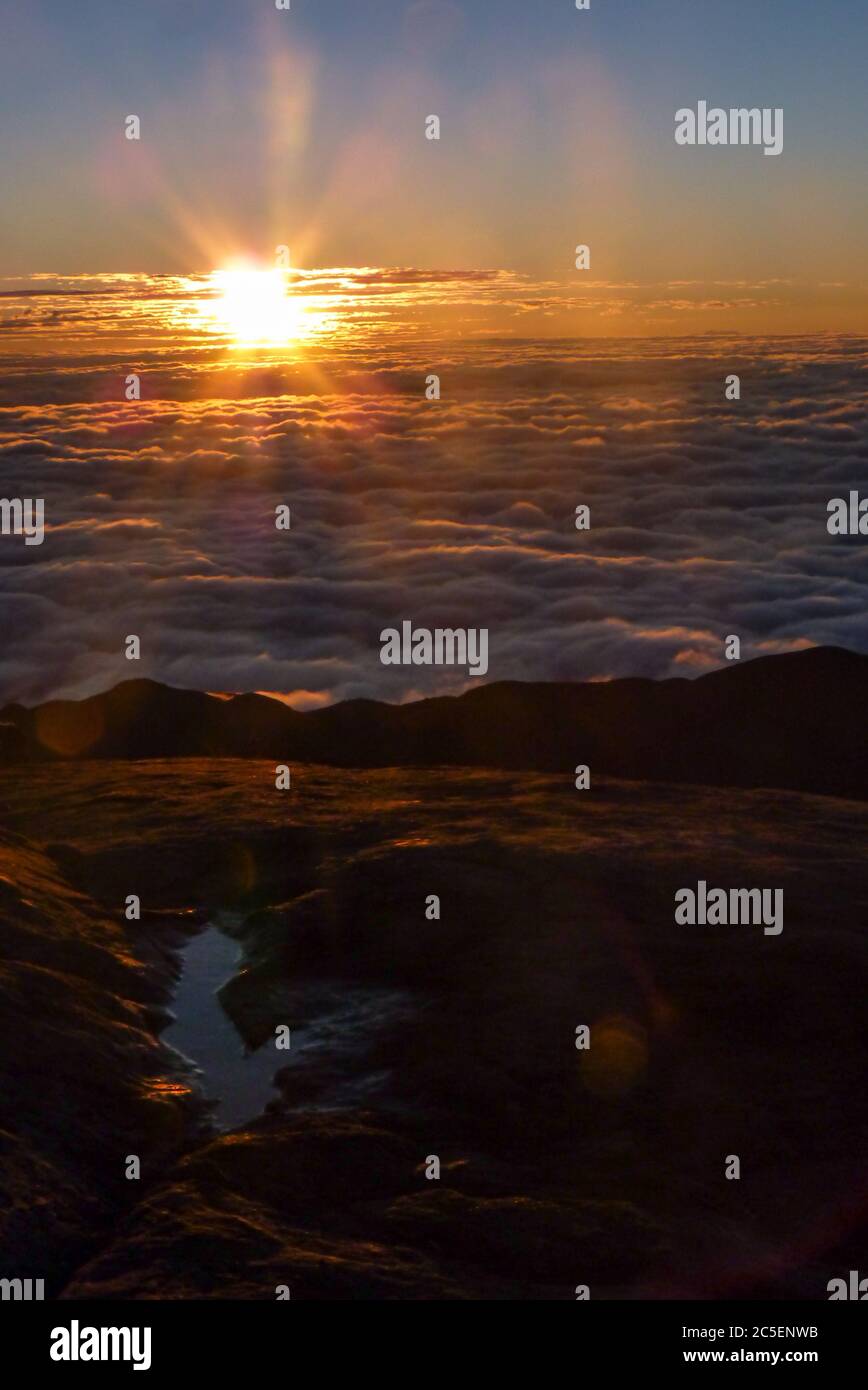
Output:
top-left (3, 267), bottom-right (866, 362)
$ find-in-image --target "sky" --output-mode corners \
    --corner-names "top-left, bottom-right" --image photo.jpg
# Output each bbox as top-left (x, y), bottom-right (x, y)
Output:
top-left (1, 1), bottom-right (866, 331)
top-left (1, 3), bottom-right (867, 708)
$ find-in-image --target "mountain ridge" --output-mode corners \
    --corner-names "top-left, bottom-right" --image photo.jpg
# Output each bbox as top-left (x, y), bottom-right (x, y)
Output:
top-left (1, 645), bottom-right (866, 800)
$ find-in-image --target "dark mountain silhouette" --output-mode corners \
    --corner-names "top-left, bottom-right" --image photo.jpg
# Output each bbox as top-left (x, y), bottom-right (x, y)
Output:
top-left (2, 645), bottom-right (867, 800)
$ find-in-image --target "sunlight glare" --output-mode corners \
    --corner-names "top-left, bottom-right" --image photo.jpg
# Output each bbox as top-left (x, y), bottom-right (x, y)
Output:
top-left (205, 266), bottom-right (322, 345)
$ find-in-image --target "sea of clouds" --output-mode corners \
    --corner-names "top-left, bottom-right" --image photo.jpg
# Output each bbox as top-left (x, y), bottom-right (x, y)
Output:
top-left (1, 333), bottom-right (866, 707)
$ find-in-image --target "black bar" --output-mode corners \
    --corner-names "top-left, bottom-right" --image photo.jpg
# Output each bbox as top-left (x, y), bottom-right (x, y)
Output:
top-left (2, 1299), bottom-right (862, 1374)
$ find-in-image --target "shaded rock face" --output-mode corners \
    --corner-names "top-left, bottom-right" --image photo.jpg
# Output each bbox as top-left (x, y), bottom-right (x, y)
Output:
top-left (62, 1116), bottom-right (665, 1300)
top-left (0, 829), bottom-right (203, 1292)
top-left (1, 761), bottom-right (868, 1299)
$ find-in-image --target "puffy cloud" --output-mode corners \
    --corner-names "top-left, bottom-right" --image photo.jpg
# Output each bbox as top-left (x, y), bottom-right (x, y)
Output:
top-left (1, 334), bottom-right (867, 705)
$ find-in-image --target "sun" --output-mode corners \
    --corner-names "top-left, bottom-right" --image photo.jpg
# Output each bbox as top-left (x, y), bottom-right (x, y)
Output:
top-left (203, 266), bottom-right (319, 346)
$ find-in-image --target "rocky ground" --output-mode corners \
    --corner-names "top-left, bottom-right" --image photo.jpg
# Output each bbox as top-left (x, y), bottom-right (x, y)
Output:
top-left (1, 760), bottom-right (867, 1299)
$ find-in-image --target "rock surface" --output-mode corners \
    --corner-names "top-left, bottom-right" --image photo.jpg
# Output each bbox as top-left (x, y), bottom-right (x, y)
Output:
top-left (1, 761), bottom-right (867, 1298)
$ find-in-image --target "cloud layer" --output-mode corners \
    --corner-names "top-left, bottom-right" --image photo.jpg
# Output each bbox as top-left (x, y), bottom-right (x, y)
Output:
top-left (1, 331), bottom-right (867, 706)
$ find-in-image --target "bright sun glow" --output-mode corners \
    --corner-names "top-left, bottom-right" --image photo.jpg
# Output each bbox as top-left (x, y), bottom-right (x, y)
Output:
top-left (205, 267), bottom-right (321, 345)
